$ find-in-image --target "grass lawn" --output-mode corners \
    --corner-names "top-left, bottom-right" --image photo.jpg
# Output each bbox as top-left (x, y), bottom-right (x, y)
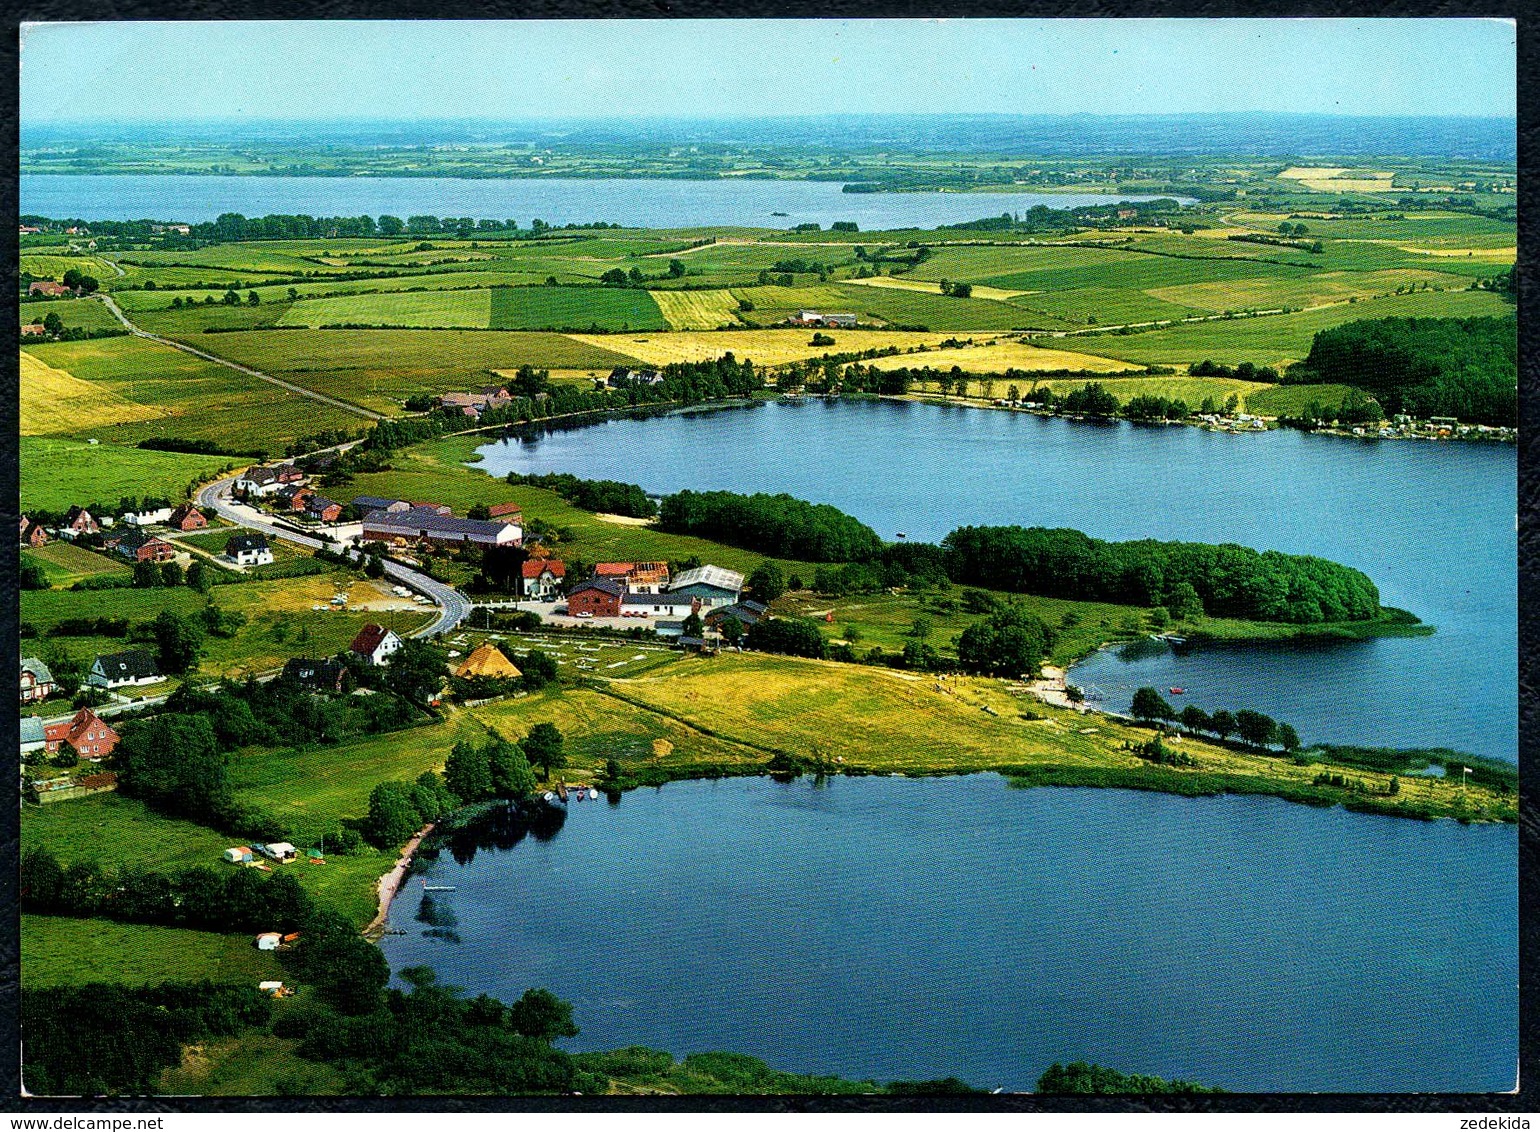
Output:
top-left (1024, 374), bottom-right (1274, 410)
top-left (490, 285), bottom-right (667, 331)
top-left (159, 1025), bottom-right (348, 1096)
top-left (21, 915), bottom-right (285, 989)
top-left (19, 436), bottom-right (233, 511)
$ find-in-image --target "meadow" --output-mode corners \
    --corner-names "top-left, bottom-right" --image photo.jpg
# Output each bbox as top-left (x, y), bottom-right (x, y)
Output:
top-left (280, 288), bottom-right (490, 329)
top-left (19, 297), bottom-right (123, 331)
top-left (652, 288), bottom-right (744, 330)
top-left (566, 328), bottom-right (960, 367)
top-left (489, 285), bottom-right (667, 331)
top-left (20, 916), bottom-right (285, 990)
top-left (21, 540), bottom-right (133, 586)
top-left (21, 350), bottom-right (167, 436)
top-left (19, 436), bottom-right (232, 511)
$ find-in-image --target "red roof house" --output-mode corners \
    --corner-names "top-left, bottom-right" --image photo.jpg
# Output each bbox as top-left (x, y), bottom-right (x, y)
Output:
top-left (44, 708), bottom-right (119, 761)
top-left (28, 281), bottom-right (72, 297)
top-left (167, 503), bottom-right (207, 531)
top-left (567, 577), bottom-right (624, 618)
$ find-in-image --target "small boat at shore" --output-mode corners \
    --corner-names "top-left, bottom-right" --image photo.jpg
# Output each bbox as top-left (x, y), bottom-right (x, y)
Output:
top-left (420, 879), bottom-right (457, 892)
top-left (1169, 687), bottom-right (1185, 695)
top-left (588, 788), bottom-right (599, 800)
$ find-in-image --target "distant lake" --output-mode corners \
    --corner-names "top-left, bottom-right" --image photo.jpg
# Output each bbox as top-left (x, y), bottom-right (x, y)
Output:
top-left (19, 173), bottom-right (1186, 230)
top-left (382, 777), bottom-right (1517, 1092)
top-left (476, 400), bottom-right (1516, 761)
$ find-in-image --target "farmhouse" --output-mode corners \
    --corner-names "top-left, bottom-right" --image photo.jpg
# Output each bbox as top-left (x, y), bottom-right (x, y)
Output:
top-left (62, 506), bottom-right (100, 536)
top-left (567, 577), bottom-right (624, 618)
top-left (20, 658), bottom-right (56, 704)
top-left (454, 642), bottom-right (521, 681)
top-left (21, 323), bottom-right (45, 337)
top-left (166, 503), bottom-right (207, 531)
top-left (276, 484), bottom-right (315, 511)
top-left (667, 565), bottom-right (745, 608)
top-left (20, 717), bottom-right (47, 759)
top-left (361, 506), bottom-right (522, 549)
top-left (350, 623), bottom-right (403, 666)
top-left (225, 533), bottom-right (274, 566)
top-left (44, 708), bottom-right (119, 761)
top-left (792, 310), bottom-right (857, 328)
top-left (20, 519), bottom-right (49, 547)
top-left (705, 600), bottom-right (768, 630)
top-left (111, 528), bottom-right (177, 563)
top-left (28, 281), bottom-right (72, 298)
top-left (281, 657), bottom-right (348, 693)
top-left (88, 649), bottom-right (162, 689)
top-left (352, 495), bottom-right (410, 514)
top-left (521, 558), bottom-right (566, 599)
top-left (606, 367), bottom-right (665, 388)
top-left (235, 464), bottom-right (304, 498)
top-left (306, 496), bottom-right (343, 523)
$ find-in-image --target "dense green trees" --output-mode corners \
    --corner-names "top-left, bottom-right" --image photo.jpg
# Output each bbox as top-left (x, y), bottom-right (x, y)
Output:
top-left (523, 722), bottom-right (566, 781)
top-left (113, 714), bottom-right (230, 821)
top-left (955, 605), bottom-right (1053, 678)
top-left (1285, 315), bottom-right (1516, 425)
top-left (384, 639), bottom-right (450, 705)
top-left (941, 525), bottom-right (1381, 624)
top-left (504, 471), bottom-right (657, 518)
top-left (658, 490), bottom-right (883, 562)
top-left (1036, 1061), bottom-right (1222, 1095)
top-left (746, 561), bottom-right (786, 603)
top-left (152, 610), bottom-right (204, 674)
top-left (746, 616), bottom-right (828, 659)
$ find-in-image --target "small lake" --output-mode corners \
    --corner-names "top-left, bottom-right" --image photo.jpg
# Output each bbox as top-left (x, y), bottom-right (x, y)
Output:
top-left (475, 400), bottom-right (1517, 761)
top-left (381, 777), bottom-right (1517, 1093)
top-left (19, 173), bottom-right (1184, 230)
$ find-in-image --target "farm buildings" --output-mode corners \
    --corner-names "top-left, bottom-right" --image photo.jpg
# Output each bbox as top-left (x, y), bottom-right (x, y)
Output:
top-left (454, 642), bottom-right (521, 680)
top-left (361, 505), bottom-right (522, 549)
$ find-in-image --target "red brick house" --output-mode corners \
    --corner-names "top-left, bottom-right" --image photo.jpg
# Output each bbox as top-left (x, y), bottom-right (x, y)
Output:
top-left (306, 497), bottom-right (342, 523)
top-left (62, 506), bottom-right (99, 536)
top-left (489, 502), bottom-right (524, 524)
top-left (167, 503), bottom-right (207, 531)
top-left (20, 518), bottom-right (48, 547)
top-left (44, 708), bottom-right (119, 761)
top-left (567, 577), bottom-right (624, 617)
top-left (21, 323), bottom-right (45, 337)
top-left (113, 528), bottom-right (177, 563)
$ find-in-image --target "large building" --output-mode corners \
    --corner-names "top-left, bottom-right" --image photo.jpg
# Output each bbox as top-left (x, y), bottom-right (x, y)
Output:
top-left (667, 565), bottom-right (745, 608)
top-left (566, 577), bottom-right (624, 618)
top-left (361, 506), bottom-right (522, 549)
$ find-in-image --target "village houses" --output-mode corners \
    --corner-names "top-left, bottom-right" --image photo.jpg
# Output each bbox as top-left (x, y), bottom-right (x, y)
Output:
top-left (225, 533), bottom-right (274, 566)
top-left (44, 708), bottom-right (119, 761)
top-left (88, 649), bottom-right (162, 690)
top-left (350, 623), bottom-right (404, 666)
top-left (20, 658), bottom-right (56, 704)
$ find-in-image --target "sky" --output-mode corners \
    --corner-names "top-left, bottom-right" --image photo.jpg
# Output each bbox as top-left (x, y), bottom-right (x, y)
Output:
top-left (20, 18), bottom-right (1517, 125)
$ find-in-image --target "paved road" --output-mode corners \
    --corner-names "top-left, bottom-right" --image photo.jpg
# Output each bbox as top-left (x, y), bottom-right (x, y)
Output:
top-left (197, 475), bottom-right (472, 637)
top-left (95, 294), bottom-right (384, 422)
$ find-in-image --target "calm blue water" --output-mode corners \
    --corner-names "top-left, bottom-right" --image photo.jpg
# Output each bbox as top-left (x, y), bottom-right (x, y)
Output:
top-left (19, 174), bottom-right (1183, 230)
top-left (476, 401), bottom-right (1517, 760)
top-left (382, 777), bottom-right (1517, 1093)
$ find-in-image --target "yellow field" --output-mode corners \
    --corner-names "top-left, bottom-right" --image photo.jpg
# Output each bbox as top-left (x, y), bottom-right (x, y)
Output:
top-left (652, 289), bottom-right (744, 330)
top-left (1399, 246), bottom-right (1517, 260)
top-left (841, 275), bottom-right (1029, 302)
top-left (1028, 374), bottom-right (1273, 408)
top-left (20, 349), bottom-right (164, 435)
top-left (1277, 167), bottom-right (1397, 193)
top-left (565, 329), bottom-right (962, 367)
top-left (862, 340), bottom-right (1140, 375)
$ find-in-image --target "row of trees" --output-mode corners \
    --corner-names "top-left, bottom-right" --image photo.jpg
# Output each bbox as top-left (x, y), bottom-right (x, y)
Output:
top-left (504, 471), bottom-right (657, 518)
top-left (1130, 687), bottom-right (1299, 750)
top-left (941, 525), bottom-right (1382, 624)
top-left (658, 490), bottom-right (885, 563)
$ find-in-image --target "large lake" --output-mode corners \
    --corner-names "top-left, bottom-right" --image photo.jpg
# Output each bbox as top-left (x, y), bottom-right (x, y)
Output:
top-left (19, 174), bottom-right (1183, 230)
top-left (476, 400), bottom-right (1517, 761)
top-left (382, 777), bottom-right (1517, 1093)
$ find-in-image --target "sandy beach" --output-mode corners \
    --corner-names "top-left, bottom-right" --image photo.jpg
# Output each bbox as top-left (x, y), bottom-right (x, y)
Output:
top-left (363, 822), bottom-right (434, 939)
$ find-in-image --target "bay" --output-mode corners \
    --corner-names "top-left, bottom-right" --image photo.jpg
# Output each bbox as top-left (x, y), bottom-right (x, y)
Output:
top-left (475, 400), bottom-right (1517, 761)
top-left (382, 776), bottom-right (1517, 1093)
top-left (20, 173), bottom-right (1184, 230)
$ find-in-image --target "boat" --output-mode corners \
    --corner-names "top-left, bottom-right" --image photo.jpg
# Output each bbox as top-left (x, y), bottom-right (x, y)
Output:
top-left (542, 791), bottom-right (558, 803)
top-left (422, 884), bottom-right (456, 892)
top-left (1169, 687), bottom-right (1185, 695)
top-left (588, 788), bottom-right (599, 800)
top-left (770, 211), bottom-right (789, 216)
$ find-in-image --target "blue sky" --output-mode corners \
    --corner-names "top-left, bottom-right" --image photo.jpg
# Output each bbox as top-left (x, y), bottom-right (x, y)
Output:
top-left (20, 18), bottom-right (1517, 124)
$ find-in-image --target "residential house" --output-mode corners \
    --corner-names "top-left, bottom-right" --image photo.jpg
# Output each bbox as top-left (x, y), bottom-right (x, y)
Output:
top-left (488, 502), bottom-right (523, 524)
top-left (624, 562), bottom-right (670, 593)
top-left (20, 657), bottom-right (56, 704)
top-left (20, 519), bottom-right (49, 548)
top-left (276, 484), bottom-right (315, 512)
top-left (349, 623), bottom-right (403, 666)
top-left (667, 565), bottom-right (745, 608)
top-left (225, 533), bottom-right (274, 567)
top-left (21, 323), bottom-right (45, 337)
top-left (112, 528), bottom-right (177, 563)
top-left (28, 280), bottom-right (72, 297)
top-left (166, 503), bottom-right (207, 531)
top-left (705, 600), bottom-right (768, 630)
top-left (44, 708), bottom-right (119, 761)
top-left (521, 558), bottom-right (566, 600)
top-left (566, 577), bottom-right (624, 618)
top-left (235, 466), bottom-right (285, 498)
top-left (454, 643), bottom-right (521, 681)
top-left (594, 562), bottom-right (635, 580)
top-left (122, 507), bottom-right (173, 527)
top-left (621, 592), bottom-right (701, 619)
top-left (62, 506), bottom-right (100, 536)
top-left (20, 717), bottom-right (47, 760)
top-left (281, 657), bottom-right (348, 693)
top-left (605, 367), bottom-right (665, 389)
top-left (362, 506), bottom-right (521, 549)
top-left (306, 497), bottom-right (343, 523)
top-left (88, 649), bottom-right (162, 689)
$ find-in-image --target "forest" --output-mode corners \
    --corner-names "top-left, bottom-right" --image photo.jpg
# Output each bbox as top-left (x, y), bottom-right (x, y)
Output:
top-left (1284, 315), bottom-right (1517, 426)
top-left (658, 489), bottom-right (886, 563)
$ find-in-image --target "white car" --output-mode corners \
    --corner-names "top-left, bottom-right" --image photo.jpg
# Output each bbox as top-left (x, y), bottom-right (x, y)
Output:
top-left (576, 611), bottom-right (594, 618)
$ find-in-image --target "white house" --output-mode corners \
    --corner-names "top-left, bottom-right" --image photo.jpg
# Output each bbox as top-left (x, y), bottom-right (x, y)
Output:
top-left (349, 623), bottom-right (403, 666)
top-left (225, 533), bottom-right (274, 567)
top-left (122, 507), bottom-right (173, 527)
top-left (88, 649), bottom-right (162, 689)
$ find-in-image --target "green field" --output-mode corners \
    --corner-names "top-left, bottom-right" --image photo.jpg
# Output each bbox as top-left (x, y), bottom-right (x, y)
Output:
top-left (22, 335), bottom-right (364, 450)
top-left (178, 329), bottom-right (642, 412)
top-left (20, 297), bottom-right (123, 331)
top-left (19, 436), bottom-right (232, 511)
top-left (280, 288), bottom-right (491, 328)
top-left (21, 540), bottom-right (133, 586)
top-left (21, 916), bottom-right (285, 990)
top-left (489, 285), bottom-right (668, 331)
top-left (1245, 383), bottom-right (1370, 417)
top-left (653, 289), bottom-right (744, 329)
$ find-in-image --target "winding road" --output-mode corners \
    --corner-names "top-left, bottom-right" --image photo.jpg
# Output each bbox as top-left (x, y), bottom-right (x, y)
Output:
top-left (196, 474), bottom-right (472, 637)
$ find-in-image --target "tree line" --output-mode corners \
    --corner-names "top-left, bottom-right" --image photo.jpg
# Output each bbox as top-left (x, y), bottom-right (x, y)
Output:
top-left (658, 490), bottom-right (886, 563)
top-left (1130, 686), bottom-right (1300, 751)
top-left (504, 471), bottom-right (657, 518)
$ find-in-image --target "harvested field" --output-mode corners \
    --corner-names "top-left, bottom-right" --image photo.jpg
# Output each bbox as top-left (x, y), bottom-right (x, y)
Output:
top-left (652, 289), bottom-right (744, 330)
top-left (841, 275), bottom-right (1028, 302)
top-left (566, 329), bottom-right (962, 368)
top-left (861, 340), bottom-right (1140, 374)
top-left (279, 288), bottom-right (491, 328)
